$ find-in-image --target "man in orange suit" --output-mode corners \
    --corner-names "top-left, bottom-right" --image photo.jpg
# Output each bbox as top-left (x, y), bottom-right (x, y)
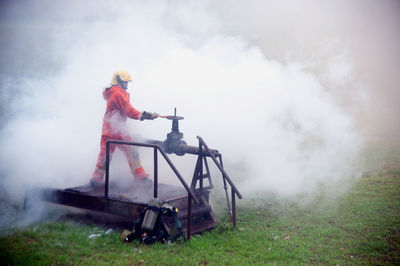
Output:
top-left (90, 70), bottom-right (158, 187)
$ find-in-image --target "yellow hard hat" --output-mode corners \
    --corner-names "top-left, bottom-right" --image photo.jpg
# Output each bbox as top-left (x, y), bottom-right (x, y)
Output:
top-left (111, 70), bottom-right (133, 85)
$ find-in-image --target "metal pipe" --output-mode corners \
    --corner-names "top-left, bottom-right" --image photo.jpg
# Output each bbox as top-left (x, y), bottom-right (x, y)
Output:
top-left (203, 156), bottom-right (212, 187)
top-left (199, 139), bottom-right (203, 190)
top-left (232, 187), bottom-right (236, 228)
top-left (219, 154), bottom-right (231, 216)
top-left (157, 147), bottom-right (200, 204)
top-left (197, 136), bottom-right (243, 199)
top-left (145, 139), bottom-right (220, 157)
top-left (182, 145), bottom-right (220, 157)
top-left (105, 139), bottom-right (199, 204)
top-left (190, 156), bottom-right (201, 189)
top-left (105, 141), bottom-right (110, 199)
top-left (108, 140), bottom-right (159, 148)
top-left (153, 147), bottom-right (158, 198)
top-left (187, 193), bottom-right (192, 240)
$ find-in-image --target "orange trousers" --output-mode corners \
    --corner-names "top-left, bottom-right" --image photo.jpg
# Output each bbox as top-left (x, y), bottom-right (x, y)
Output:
top-left (91, 135), bottom-right (148, 182)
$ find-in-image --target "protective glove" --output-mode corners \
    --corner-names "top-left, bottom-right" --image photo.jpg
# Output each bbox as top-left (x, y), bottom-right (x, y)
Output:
top-left (140, 111), bottom-right (159, 120)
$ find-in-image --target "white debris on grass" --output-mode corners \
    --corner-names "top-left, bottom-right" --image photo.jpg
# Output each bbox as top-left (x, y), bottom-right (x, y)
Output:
top-left (88, 228), bottom-right (114, 239)
top-left (133, 248), bottom-right (143, 253)
top-left (271, 233), bottom-right (279, 241)
top-left (88, 233), bottom-right (102, 239)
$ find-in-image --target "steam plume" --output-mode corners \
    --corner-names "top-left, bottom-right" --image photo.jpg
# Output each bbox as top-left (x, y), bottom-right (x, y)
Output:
top-left (0, 0), bottom-right (398, 227)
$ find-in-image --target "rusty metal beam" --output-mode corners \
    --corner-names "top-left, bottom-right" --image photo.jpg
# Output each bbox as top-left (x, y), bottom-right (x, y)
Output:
top-left (197, 136), bottom-right (243, 199)
top-left (154, 147), bottom-right (158, 198)
top-left (39, 188), bottom-right (146, 218)
top-left (145, 139), bottom-right (220, 157)
top-left (157, 147), bottom-right (199, 204)
top-left (187, 193), bottom-right (192, 240)
top-left (105, 139), bottom-right (199, 205)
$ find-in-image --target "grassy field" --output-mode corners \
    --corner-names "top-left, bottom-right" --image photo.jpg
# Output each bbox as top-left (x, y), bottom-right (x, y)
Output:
top-left (0, 144), bottom-right (399, 265)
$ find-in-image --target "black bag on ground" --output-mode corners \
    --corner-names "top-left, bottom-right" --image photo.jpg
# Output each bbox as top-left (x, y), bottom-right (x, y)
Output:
top-left (121, 198), bottom-right (185, 244)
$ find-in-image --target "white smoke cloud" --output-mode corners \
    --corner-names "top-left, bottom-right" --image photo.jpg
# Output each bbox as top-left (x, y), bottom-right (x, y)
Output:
top-left (2, 0), bottom-right (389, 223)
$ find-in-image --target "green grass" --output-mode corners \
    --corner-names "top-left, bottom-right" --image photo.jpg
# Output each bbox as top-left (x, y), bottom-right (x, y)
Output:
top-left (1, 145), bottom-right (399, 265)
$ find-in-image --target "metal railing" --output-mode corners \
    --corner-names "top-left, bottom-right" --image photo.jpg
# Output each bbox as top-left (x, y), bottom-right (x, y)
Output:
top-left (196, 136), bottom-right (243, 228)
top-left (104, 140), bottom-right (200, 238)
top-left (104, 137), bottom-right (242, 236)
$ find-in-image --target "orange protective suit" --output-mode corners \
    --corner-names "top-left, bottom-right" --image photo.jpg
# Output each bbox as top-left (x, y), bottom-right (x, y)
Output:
top-left (91, 84), bottom-right (148, 183)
